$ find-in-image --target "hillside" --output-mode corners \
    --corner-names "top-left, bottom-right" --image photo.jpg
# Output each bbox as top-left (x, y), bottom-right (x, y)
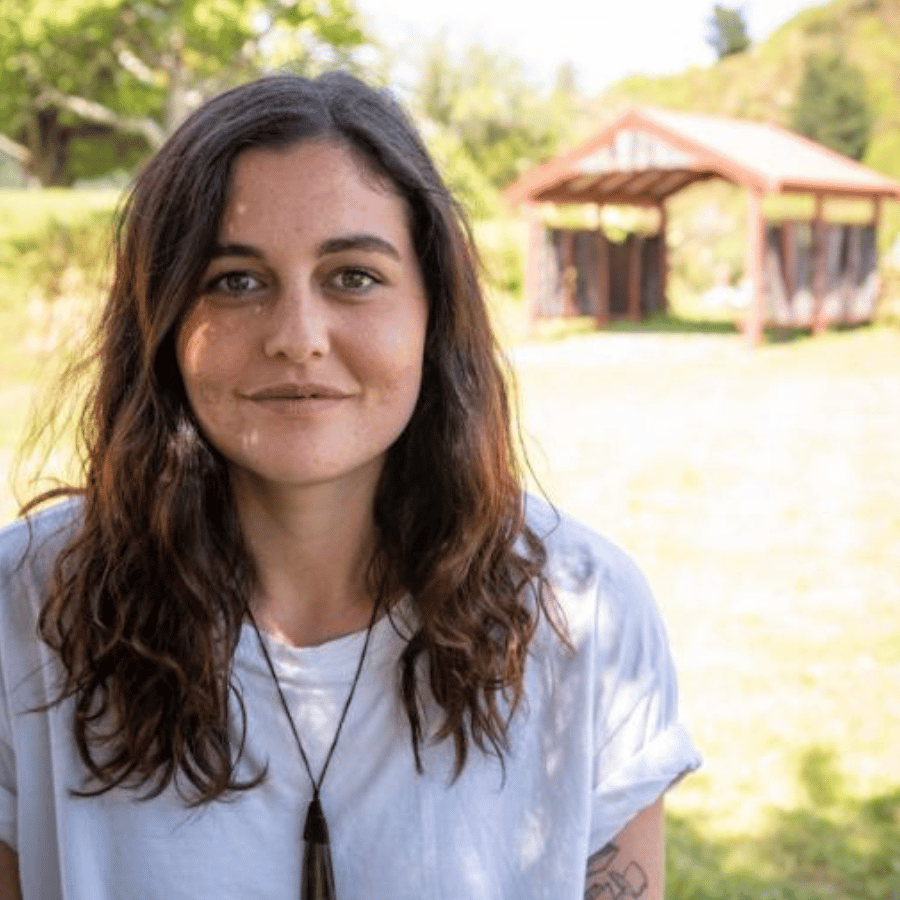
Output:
top-left (595, 0), bottom-right (900, 181)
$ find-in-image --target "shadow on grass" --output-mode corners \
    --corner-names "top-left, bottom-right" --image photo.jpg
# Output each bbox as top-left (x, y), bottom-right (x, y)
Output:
top-left (761, 322), bottom-right (877, 345)
top-left (531, 314), bottom-right (886, 345)
top-left (667, 747), bottom-right (900, 900)
top-left (526, 314), bottom-right (740, 343)
top-left (606, 314), bottom-right (740, 336)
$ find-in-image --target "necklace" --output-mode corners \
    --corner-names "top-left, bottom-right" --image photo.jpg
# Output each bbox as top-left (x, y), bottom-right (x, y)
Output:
top-left (247, 599), bottom-right (381, 900)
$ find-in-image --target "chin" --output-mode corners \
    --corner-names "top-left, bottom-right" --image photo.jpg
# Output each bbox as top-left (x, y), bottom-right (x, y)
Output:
top-left (230, 453), bottom-right (386, 495)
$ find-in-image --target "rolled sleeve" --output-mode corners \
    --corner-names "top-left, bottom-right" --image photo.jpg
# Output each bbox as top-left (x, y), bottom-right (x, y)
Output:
top-left (588, 548), bottom-right (701, 850)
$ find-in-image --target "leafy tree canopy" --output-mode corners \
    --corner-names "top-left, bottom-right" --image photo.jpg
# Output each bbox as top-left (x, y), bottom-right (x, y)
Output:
top-left (0, 0), bottom-right (367, 185)
top-left (707, 4), bottom-right (751, 59)
top-left (791, 49), bottom-right (872, 161)
top-left (413, 38), bottom-right (584, 198)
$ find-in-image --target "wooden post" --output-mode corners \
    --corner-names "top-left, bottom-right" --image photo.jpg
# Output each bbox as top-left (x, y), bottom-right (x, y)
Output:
top-left (627, 234), bottom-right (642, 323)
top-left (658, 203), bottom-right (668, 315)
top-left (782, 221), bottom-right (796, 309)
top-left (745, 189), bottom-right (766, 348)
top-left (523, 203), bottom-right (543, 325)
top-left (596, 224), bottom-right (610, 327)
top-left (864, 196), bottom-right (883, 326)
top-left (812, 193), bottom-right (826, 335)
top-left (843, 225), bottom-right (858, 324)
top-left (871, 195), bottom-right (882, 231)
top-left (563, 230), bottom-right (577, 316)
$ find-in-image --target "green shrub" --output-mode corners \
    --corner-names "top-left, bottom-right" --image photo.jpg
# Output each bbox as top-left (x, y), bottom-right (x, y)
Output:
top-left (0, 191), bottom-right (116, 384)
top-left (1, 212), bottom-right (114, 305)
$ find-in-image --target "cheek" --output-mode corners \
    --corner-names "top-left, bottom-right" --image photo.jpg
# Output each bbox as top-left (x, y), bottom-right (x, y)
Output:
top-left (343, 292), bottom-right (426, 379)
top-left (177, 316), bottom-right (248, 403)
top-left (382, 294), bottom-right (428, 370)
top-left (375, 316), bottom-right (427, 401)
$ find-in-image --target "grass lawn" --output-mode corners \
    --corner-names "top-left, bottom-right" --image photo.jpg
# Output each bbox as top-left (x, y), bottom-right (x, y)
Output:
top-left (509, 325), bottom-right (900, 899)
top-left (1, 190), bottom-right (898, 897)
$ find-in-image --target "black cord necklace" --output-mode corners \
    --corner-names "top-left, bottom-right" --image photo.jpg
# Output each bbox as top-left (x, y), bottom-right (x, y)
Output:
top-left (247, 598), bottom-right (381, 900)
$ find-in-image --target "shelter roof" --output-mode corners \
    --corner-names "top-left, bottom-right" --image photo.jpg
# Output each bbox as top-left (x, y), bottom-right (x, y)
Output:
top-left (506, 107), bottom-right (900, 206)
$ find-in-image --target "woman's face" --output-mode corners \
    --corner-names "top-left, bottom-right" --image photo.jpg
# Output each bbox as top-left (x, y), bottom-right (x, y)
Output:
top-left (176, 140), bottom-right (429, 499)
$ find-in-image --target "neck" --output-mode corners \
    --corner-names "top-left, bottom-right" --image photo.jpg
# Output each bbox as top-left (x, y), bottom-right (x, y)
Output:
top-left (232, 472), bottom-right (383, 647)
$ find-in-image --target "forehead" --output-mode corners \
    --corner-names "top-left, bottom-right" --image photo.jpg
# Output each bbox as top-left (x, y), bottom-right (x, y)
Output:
top-left (221, 140), bottom-right (411, 242)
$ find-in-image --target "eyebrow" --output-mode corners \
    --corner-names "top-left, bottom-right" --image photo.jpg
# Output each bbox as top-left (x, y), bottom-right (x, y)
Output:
top-left (208, 233), bottom-right (401, 262)
top-left (208, 243), bottom-right (263, 260)
top-left (317, 234), bottom-right (401, 260)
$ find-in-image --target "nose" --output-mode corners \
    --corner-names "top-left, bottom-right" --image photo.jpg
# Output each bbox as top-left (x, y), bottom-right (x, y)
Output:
top-left (262, 280), bottom-right (330, 362)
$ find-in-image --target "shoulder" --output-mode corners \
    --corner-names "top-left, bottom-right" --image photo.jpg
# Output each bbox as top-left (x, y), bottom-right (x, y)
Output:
top-left (0, 498), bottom-right (83, 616)
top-left (524, 494), bottom-right (672, 682)
top-left (524, 493), bottom-right (653, 620)
top-left (0, 501), bottom-right (83, 719)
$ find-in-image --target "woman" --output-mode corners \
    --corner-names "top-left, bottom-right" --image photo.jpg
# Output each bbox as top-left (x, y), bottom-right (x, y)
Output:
top-left (0, 72), bottom-right (699, 900)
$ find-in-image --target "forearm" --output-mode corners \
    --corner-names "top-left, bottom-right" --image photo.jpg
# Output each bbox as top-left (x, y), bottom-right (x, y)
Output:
top-left (584, 797), bottom-right (664, 900)
top-left (0, 842), bottom-right (22, 900)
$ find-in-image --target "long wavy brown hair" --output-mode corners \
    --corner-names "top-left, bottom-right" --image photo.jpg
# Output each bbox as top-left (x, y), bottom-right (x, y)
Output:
top-left (26, 72), bottom-right (562, 803)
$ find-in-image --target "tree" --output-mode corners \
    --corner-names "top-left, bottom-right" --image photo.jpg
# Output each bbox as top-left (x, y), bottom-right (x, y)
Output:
top-left (791, 50), bottom-right (872, 161)
top-left (413, 39), bottom-right (583, 195)
top-left (0, 0), bottom-right (367, 186)
top-left (707, 5), bottom-right (751, 59)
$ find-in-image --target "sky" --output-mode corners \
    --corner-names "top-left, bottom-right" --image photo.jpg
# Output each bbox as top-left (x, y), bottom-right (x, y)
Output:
top-left (355, 0), bottom-right (825, 93)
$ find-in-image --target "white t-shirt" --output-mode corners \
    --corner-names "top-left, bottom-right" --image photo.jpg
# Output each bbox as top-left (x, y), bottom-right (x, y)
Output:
top-left (0, 497), bottom-right (700, 900)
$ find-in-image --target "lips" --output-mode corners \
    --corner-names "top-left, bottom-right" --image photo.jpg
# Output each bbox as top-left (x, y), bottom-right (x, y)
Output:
top-left (246, 383), bottom-right (350, 401)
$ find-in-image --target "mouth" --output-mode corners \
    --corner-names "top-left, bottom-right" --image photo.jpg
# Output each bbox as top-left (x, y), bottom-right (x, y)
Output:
top-left (246, 383), bottom-right (350, 401)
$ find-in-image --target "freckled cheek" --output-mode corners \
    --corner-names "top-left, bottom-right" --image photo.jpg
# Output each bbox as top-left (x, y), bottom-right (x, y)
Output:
top-left (177, 319), bottom-right (251, 406)
top-left (363, 317), bottom-right (427, 398)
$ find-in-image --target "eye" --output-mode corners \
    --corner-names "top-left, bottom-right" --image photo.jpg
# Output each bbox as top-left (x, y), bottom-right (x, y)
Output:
top-left (205, 271), bottom-right (265, 296)
top-left (329, 268), bottom-right (380, 293)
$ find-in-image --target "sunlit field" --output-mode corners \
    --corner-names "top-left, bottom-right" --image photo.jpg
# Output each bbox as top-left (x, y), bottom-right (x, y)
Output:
top-left (1, 188), bottom-right (898, 898)
top-left (509, 325), bottom-right (900, 899)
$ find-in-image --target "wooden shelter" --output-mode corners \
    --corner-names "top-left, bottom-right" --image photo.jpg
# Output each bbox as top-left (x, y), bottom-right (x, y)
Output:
top-left (506, 107), bottom-right (900, 346)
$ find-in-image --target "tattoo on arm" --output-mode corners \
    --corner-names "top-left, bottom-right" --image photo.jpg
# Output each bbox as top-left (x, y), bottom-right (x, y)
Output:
top-left (584, 841), bottom-right (649, 900)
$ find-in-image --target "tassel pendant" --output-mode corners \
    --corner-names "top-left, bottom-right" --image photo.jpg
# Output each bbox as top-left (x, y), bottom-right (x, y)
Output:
top-left (302, 796), bottom-right (336, 900)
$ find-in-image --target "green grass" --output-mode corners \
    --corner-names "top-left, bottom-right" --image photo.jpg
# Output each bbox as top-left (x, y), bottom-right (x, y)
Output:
top-left (0, 189), bottom-right (117, 384)
top-left (0, 189), bottom-right (118, 509)
top-left (510, 323), bottom-right (900, 898)
top-left (1, 191), bottom-right (899, 898)
top-left (0, 188), bottom-right (121, 240)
